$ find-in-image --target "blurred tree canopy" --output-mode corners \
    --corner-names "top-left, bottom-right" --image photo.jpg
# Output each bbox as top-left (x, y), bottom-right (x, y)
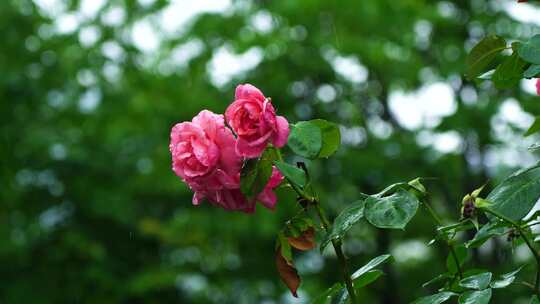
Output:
top-left (2, 0), bottom-right (540, 303)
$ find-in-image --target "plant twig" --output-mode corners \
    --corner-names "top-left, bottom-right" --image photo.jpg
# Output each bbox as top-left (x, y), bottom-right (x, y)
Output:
top-left (482, 208), bottom-right (540, 298)
top-left (423, 200), bottom-right (464, 279)
top-left (275, 150), bottom-right (358, 303)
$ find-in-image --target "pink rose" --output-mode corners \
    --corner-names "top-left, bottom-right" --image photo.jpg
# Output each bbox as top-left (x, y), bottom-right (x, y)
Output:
top-left (169, 110), bottom-right (240, 186)
top-left (536, 79), bottom-right (540, 96)
top-left (170, 109), bottom-right (283, 213)
top-left (225, 84), bottom-right (290, 158)
top-left (193, 168), bottom-right (283, 213)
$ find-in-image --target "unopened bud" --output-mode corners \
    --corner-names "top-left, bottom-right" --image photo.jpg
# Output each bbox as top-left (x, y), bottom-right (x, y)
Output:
top-left (462, 196), bottom-right (476, 218)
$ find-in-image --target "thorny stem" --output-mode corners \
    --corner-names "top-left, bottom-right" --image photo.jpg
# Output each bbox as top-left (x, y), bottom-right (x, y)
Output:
top-left (482, 208), bottom-right (540, 298)
top-left (313, 200), bottom-right (358, 304)
top-left (423, 199), bottom-right (463, 278)
top-left (275, 149), bottom-right (358, 303)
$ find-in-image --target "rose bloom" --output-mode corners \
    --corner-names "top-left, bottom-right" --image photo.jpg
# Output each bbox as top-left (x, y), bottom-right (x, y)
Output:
top-left (169, 110), bottom-right (239, 188)
top-left (536, 79), bottom-right (540, 96)
top-left (191, 167), bottom-right (283, 213)
top-left (225, 84), bottom-right (290, 158)
top-left (170, 110), bottom-right (283, 213)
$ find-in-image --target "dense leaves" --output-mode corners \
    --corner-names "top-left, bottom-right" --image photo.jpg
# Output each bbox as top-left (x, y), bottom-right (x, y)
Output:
top-left (3, 1), bottom-right (540, 303)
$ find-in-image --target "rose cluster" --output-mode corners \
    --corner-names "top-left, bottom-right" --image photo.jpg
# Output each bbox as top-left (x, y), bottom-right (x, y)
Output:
top-left (169, 84), bottom-right (289, 213)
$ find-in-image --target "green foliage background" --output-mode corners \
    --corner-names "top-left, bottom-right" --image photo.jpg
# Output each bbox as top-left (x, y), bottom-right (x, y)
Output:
top-left (2, 0), bottom-right (540, 303)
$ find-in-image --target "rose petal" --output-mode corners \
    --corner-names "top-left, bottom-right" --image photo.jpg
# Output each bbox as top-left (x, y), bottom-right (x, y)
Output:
top-left (235, 83), bottom-right (265, 102)
top-left (236, 137), bottom-right (267, 158)
top-left (272, 115), bottom-right (290, 148)
top-left (258, 189), bottom-right (277, 209)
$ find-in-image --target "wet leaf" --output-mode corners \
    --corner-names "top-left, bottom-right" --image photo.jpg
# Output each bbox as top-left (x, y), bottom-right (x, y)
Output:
top-left (412, 292), bottom-right (457, 304)
top-left (351, 254), bottom-right (392, 280)
top-left (459, 272), bottom-right (492, 290)
top-left (490, 267), bottom-right (522, 289)
top-left (458, 289), bottom-right (492, 304)
top-left (365, 189), bottom-right (419, 229)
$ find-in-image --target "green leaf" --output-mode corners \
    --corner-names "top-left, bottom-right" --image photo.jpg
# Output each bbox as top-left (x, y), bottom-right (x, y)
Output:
top-left (530, 295), bottom-right (540, 304)
top-left (351, 254), bottom-right (392, 280)
top-left (486, 164), bottom-right (540, 221)
top-left (490, 267), bottom-right (522, 289)
top-left (373, 182), bottom-right (408, 198)
top-left (466, 35), bottom-right (507, 80)
top-left (447, 245), bottom-right (468, 274)
top-left (466, 221), bottom-right (507, 248)
top-left (320, 200), bottom-right (366, 250)
top-left (288, 121), bottom-right (322, 159)
top-left (285, 216), bottom-right (314, 238)
top-left (408, 177), bottom-right (427, 195)
top-left (524, 64), bottom-right (540, 78)
top-left (438, 221), bottom-right (474, 234)
top-left (274, 161), bottom-right (306, 188)
top-left (492, 53), bottom-right (528, 89)
top-left (459, 272), bottom-right (492, 290)
top-left (412, 292), bottom-right (457, 304)
top-left (311, 282), bottom-right (342, 304)
top-left (458, 289), bottom-right (492, 304)
top-left (332, 289), bottom-right (351, 304)
top-left (353, 270), bottom-right (383, 288)
top-left (240, 155), bottom-right (273, 199)
top-left (365, 189), bottom-right (419, 229)
top-left (519, 34), bottom-right (540, 64)
top-left (422, 273), bottom-right (452, 289)
top-left (477, 69), bottom-right (495, 80)
top-left (525, 117), bottom-right (540, 137)
top-left (277, 232), bottom-right (293, 264)
top-left (372, 177), bottom-right (425, 199)
top-left (311, 119), bottom-right (341, 158)
top-left (332, 268), bottom-right (387, 303)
